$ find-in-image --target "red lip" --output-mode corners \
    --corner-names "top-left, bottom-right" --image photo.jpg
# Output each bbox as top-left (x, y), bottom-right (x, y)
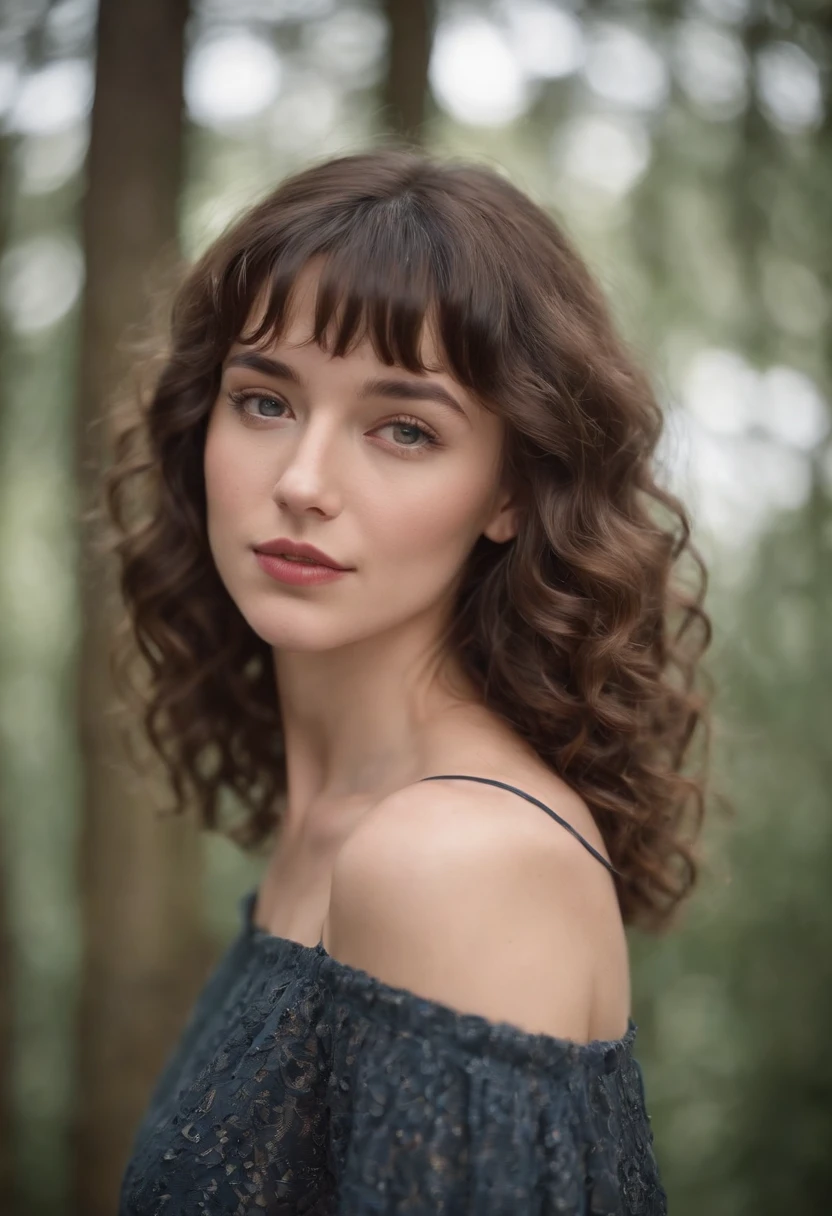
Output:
top-left (252, 538), bottom-right (349, 570)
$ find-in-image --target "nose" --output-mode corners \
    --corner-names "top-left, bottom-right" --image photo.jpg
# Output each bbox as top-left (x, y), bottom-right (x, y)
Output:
top-left (270, 420), bottom-right (343, 518)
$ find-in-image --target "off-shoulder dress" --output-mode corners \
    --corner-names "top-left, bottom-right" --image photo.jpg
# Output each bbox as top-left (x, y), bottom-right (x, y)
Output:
top-left (119, 774), bottom-right (668, 1214)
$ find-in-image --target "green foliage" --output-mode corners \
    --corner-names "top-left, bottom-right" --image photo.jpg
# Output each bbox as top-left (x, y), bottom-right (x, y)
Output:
top-left (634, 480), bottom-right (832, 1212)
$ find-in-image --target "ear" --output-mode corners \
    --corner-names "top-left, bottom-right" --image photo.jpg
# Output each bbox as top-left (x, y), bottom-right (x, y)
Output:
top-left (482, 488), bottom-right (521, 545)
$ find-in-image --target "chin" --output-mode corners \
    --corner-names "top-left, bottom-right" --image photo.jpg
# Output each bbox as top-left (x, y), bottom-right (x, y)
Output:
top-left (238, 603), bottom-right (353, 653)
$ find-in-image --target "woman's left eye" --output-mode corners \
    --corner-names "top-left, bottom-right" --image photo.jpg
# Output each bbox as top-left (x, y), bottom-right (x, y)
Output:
top-left (377, 418), bottom-right (439, 453)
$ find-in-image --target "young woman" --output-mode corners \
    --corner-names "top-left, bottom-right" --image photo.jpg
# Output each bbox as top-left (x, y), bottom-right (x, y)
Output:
top-left (111, 149), bottom-right (709, 1214)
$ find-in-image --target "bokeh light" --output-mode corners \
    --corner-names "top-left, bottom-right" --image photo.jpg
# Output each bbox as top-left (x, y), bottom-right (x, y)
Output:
top-left (430, 15), bottom-right (529, 127)
top-left (185, 30), bottom-right (282, 127)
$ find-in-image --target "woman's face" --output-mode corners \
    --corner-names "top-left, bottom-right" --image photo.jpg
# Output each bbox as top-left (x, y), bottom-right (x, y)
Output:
top-left (203, 264), bottom-right (519, 654)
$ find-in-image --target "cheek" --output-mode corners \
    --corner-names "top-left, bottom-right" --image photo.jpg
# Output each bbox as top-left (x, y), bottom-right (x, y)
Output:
top-left (203, 420), bottom-right (258, 527)
top-left (365, 466), bottom-right (492, 575)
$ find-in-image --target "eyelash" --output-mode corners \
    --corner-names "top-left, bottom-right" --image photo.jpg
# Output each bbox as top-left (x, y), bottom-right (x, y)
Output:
top-left (226, 390), bottom-right (441, 456)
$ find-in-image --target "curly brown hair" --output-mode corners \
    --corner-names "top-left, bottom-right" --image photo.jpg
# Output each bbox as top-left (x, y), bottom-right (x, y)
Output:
top-left (101, 149), bottom-right (712, 931)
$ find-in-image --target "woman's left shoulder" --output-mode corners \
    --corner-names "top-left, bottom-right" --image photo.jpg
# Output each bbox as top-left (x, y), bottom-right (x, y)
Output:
top-left (324, 774), bottom-right (626, 1043)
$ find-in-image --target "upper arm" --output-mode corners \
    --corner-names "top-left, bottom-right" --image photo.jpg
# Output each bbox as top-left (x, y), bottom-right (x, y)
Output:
top-left (327, 785), bottom-right (615, 1043)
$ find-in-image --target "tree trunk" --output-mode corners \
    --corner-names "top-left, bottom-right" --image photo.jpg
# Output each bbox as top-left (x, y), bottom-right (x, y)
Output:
top-left (381, 0), bottom-right (436, 142)
top-left (0, 118), bottom-right (17, 1216)
top-left (0, 833), bottom-right (10, 1209)
top-left (70, 2), bottom-right (214, 1213)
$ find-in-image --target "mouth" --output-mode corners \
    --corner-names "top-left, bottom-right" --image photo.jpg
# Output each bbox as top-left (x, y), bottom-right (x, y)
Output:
top-left (252, 539), bottom-right (349, 570)
top-left (253, 549), bottom-right (350, 586)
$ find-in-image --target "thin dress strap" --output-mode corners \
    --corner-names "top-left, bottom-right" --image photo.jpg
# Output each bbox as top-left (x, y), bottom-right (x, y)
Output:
top-left (419, 774), bottom-right (620, 877)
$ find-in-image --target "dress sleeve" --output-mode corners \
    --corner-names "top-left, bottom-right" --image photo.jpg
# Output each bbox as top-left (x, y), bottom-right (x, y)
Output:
top-left (318, 954), bottom-right (667, 1216)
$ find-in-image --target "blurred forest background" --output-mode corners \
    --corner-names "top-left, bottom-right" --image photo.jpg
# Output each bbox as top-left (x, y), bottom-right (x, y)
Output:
top-left (0, 0), bottom-right (830, 1211)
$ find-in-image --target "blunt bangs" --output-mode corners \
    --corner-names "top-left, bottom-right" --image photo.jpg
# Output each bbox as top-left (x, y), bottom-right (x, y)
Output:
top-left (212, 185), bottom-right (510, 401)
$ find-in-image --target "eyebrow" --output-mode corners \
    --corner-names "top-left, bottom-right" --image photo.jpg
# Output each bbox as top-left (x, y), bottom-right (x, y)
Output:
top-left (224, 352), bottom-right (470, 424)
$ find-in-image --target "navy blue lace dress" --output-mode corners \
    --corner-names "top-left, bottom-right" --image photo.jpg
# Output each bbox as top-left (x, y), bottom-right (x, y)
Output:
top-left (119, 777), bottom-right (667, 1215)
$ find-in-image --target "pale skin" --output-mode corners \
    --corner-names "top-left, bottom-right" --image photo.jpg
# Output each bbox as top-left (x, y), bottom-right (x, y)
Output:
top-left (203, 263), bottom-right (631, 1044)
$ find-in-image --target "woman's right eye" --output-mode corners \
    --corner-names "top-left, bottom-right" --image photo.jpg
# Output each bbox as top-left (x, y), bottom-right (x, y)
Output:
top-left (228, 390), bottom-right (289, 422)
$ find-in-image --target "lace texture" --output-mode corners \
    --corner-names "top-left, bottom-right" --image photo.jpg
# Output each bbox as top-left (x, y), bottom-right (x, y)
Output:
top-left (119, 890), bottom-right (667, 1215)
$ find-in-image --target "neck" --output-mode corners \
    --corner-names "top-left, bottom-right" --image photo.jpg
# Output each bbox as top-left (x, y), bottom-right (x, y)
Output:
top-left (272, 612), bottom-right (481, 835)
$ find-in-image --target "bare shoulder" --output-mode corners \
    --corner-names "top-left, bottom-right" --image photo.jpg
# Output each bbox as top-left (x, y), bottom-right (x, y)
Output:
top-left (327, 771), bottom-right (630, 1043)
